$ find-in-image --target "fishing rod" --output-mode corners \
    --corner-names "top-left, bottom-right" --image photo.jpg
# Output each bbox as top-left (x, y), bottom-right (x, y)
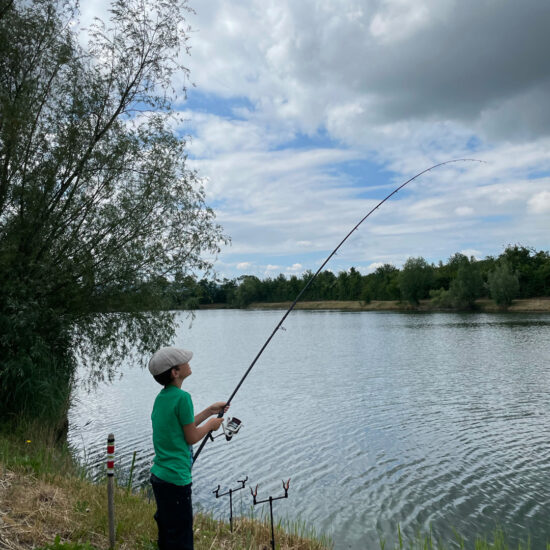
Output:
top-left (193, 158), bottom-right (482, 463)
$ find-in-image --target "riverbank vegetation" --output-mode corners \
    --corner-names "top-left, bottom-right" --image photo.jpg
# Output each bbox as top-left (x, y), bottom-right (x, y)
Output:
top-left (155, 245), bottom-right (550, 310)
top-left (1, 428), bottom-right (541, 550)
top-left (0, 426), bottom-right (330, 550)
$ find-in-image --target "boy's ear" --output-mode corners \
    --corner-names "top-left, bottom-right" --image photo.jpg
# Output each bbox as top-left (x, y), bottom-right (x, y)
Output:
top-left (170, 366), bottom-right (178, 380)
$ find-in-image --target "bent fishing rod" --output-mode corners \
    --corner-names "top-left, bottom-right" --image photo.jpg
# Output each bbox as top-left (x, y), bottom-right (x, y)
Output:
top-left (192, 158), bottom-right (482, 464)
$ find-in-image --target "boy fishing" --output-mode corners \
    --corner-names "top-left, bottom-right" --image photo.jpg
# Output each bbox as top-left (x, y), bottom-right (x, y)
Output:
top-left (149, 346), bottom-right (227, 550)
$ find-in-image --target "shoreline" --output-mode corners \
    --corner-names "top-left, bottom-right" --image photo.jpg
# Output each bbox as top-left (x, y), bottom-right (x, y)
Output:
top-left (1, 426), bottom-right (542, 550)
top-left (0, 429), bottom-right (330, 550)
top-left (199, 297), bottom-right (550, 313)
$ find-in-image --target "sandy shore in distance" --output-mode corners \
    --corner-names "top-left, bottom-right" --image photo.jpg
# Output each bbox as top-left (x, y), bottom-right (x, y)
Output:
top-left (240, 297), bottom-right (550, 313)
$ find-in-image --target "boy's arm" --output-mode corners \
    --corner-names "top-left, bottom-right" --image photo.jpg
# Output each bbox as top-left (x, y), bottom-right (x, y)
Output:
top-left (183, 417), bottom-right (224, 445)
top-left (194, 402), bottom-right (228, 426)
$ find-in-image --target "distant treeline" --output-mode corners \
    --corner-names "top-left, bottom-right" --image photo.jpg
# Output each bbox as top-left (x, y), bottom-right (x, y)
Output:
top-left (158, 245), bottom-right (550, 310)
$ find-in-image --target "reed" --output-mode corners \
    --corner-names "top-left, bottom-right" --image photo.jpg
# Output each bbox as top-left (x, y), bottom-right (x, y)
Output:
top-left (378, 526), bottom-right (547, 550)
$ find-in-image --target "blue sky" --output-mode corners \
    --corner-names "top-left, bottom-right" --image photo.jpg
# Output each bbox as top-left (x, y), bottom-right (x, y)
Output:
top-left (83, 0), bottom-right (550, 280)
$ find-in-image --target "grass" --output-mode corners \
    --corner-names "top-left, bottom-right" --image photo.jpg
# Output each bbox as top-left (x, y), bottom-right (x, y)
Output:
top-left (0, 423), bottom-right (331, 550)
top-left (378, 525), bottom-right (546, 550)
top-left (2, 423), bottom-right (547, 550)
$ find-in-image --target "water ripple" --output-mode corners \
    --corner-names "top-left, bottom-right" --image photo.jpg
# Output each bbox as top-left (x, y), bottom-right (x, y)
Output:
top-left (69, 310), bottom-right (550, 549)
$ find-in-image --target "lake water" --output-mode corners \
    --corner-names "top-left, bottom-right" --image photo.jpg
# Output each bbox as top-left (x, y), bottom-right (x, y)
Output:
top-left (68, 309), bottom-right (550, 549)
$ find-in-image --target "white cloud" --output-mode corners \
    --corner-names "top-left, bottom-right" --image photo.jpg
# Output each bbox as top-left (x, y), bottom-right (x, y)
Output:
top-left (369, 0), bottom-right (432, 44)
top-left (460, 249), bottom-right (482, 260)
top-left (528, 191), bottom-right (550, 214)
top-left (366, 262), bottom-right (385, 273)
top-left (186, 0), bottom-right (550, 146)
top-left (455, 206), bottom-right (474, 216)
top-left (76, 0), bottom-right (550, 278)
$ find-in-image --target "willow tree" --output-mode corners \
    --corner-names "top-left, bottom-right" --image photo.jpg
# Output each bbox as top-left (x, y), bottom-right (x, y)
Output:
top-left (0, 0), bottom-right (228, 427)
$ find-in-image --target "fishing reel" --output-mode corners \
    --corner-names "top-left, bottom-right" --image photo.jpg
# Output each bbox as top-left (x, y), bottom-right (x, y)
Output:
top-left (209, 417), bottom-right (243, 442)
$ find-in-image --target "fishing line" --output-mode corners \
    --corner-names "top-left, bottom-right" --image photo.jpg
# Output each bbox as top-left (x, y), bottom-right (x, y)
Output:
top-left (193, 157), bottom-right (483, 463)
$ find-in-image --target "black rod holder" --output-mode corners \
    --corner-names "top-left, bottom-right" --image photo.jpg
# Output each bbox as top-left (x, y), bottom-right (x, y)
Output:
top-left (213, 476), bottom-right (248, 532)
top-left (251, 479), bottom-right (291, 550)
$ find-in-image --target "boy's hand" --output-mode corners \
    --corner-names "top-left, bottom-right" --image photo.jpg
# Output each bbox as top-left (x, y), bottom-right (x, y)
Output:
top-left (207, 417), bottom-right (224, 432)
top-left (209, 402), bottom-right (229, 415)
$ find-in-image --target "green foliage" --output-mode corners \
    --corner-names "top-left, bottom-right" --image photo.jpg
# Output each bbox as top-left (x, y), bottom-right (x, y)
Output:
top-left (448, 256), bottom-right (484, 309)
top-left (156, 246), bottom-right (550, 309)
top-left (335, 267), bottom-right (363, 300)
top-left (0, 0), bottom-right (228, 421)
top-left (487, 260), bottom-right (520, 307)
top-left (0, 420), bottom-right (79, 477)
top-left (364, 264), bottom-right (401, 301)
top-left (303, 270), bottom-right (337, 300)
top-left (429, 288), bottom-right (454, 308)
top-left (233, 275), bottom-right (265, 307)
top-left (500, 245), bottom-right (550, 297)
top-left (399, 257), bottom-right (435, 305)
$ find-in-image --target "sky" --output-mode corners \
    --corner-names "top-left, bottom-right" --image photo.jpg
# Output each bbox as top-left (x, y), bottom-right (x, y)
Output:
top-left (82, 0), bottom-right (550, 280)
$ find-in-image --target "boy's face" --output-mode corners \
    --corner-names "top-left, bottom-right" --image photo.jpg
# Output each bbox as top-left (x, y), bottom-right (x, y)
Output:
top-left (172, 362), bottom-right (192, 384)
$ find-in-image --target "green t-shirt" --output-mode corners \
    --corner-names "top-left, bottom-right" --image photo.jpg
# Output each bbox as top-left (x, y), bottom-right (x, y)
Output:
top-left (151, 385), bottom-right (195, 485)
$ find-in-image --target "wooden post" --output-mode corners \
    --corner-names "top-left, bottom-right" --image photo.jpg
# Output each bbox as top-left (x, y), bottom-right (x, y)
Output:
top-left (107, 433), bottom-right (115, 549)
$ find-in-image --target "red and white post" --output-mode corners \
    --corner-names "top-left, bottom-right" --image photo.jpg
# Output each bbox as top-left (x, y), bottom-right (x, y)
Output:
top-left (107, 433), bottom-right (115, 549)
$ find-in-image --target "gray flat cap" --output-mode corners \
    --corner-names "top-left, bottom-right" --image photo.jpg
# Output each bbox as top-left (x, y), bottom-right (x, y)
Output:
top-left (148, 347), bottom-right (193, 376)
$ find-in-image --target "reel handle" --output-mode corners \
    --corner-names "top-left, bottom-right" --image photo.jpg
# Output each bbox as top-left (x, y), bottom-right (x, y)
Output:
top-left (193, 401), bottom-right (231, 463)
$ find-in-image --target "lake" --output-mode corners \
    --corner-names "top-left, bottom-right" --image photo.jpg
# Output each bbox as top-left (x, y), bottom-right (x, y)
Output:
top-left (68, 309), bottom-right (550, 549)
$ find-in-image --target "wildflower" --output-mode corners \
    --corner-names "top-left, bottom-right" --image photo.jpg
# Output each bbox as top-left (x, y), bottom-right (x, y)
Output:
top-left (26, 440), bottom-right (31, 444)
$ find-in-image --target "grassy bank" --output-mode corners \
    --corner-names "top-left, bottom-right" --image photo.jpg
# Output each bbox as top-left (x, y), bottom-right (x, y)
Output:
top-left (0, 425), bottom-right (330, 550)
top-left (1, 426), bottom-right (546, 549)
top-left (244, 297), bottom-right (550, 313)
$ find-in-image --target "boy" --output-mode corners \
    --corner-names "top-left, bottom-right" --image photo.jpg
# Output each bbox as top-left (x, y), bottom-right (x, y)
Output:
top-left (149, 346), bottom-right (226, 550)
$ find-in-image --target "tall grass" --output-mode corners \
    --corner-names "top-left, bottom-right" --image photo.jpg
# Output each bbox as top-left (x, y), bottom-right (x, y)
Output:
top-left (0, 425), bottom-right (331, 550)
top-left (378, 525), bottom-right (547, 550)
top-left (0, 419), bottom-right (80, 478)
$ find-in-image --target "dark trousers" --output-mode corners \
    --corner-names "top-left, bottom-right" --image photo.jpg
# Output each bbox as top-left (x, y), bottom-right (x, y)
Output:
top-left (150, 474), bottom-right (193, 550)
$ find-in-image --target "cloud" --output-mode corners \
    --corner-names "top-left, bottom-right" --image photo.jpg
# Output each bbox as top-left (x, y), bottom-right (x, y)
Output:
top-left (460, 249), bottom-right (482, 260)
top-left (186, 0), bottom-right (550, 144)
top-left (455, 206), bottom-right (474, 217)
top-left (528, 191), bottom-right (550, 214)
top-left (75, 0), bottom-right (550, 279)
top-left (366, 262), bottom-right (386, 273)
top-left (369, 0), bottom-right (431, 44)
